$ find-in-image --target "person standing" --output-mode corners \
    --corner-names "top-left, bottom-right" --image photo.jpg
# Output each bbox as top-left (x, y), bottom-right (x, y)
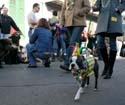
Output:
top-left (93, 0), bottom-right (125, 79)
top-left (0, 4), bottom-right (4, 34)
top-left (27, 3), bottom-right (40, 38)
top-left (59, 0), bottom-right (91, 71)
top-left (0, 7), bottom-right (21, 38)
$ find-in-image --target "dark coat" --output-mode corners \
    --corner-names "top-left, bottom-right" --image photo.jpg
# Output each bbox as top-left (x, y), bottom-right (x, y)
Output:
top-left (93, 0), bottom-right (125, 36)
top-left (0, 14), bottom-right (21, 34)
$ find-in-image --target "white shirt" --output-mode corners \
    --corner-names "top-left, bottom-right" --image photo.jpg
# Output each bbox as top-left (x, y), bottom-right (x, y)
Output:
top-left (27, 11), bottom-right (37, 28)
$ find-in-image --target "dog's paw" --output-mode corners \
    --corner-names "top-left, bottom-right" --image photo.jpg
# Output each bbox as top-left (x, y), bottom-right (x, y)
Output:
top-left (74, 95), bottom-right (80, 101)
top-left (74, 87), bottom-right (83, 101)
top-left (80, 87), bottom-right (84, 94)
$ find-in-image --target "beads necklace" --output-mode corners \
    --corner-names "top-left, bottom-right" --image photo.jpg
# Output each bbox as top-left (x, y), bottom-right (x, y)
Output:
top-left (101, 0), bottom-right (110, 8)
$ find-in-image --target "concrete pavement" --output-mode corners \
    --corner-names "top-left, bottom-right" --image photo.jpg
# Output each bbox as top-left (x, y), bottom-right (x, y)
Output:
top-left (0, 58), bottom-right (125, 105)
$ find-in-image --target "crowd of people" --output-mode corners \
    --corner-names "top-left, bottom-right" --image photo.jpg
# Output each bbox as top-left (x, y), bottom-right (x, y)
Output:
top-left (0, 0), bottom-right (125, 80)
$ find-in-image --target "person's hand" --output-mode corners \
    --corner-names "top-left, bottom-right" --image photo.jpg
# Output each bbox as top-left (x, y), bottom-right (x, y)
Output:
top-left (0, 4), bottom-right (4, 11)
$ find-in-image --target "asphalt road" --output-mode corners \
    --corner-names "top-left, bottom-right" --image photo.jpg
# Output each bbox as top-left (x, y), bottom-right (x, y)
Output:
top-left (0, 58), bottom-right (125, 105)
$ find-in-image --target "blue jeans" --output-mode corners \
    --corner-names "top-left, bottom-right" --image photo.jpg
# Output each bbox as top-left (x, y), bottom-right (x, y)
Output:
top-left (53, 34), bottom-right (66, 54)
top-left (26, 44), bottom-right (51, 65)
top-left (0, 33), bottom-right (10, 38)
top-left (97, 35), bottom-right (117, 51)
top-left (28, 28), bottom-right (34, 38)
top-left (64, 26), bottom-right (84, 65)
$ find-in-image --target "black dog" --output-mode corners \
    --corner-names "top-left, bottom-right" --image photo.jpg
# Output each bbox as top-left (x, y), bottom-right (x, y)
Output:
top-left (69, 54), bottom-right (99, 100)
top-left (4, 32), bottom-right (20, 64)
top-left (0, 38), bottom-right (12, 67)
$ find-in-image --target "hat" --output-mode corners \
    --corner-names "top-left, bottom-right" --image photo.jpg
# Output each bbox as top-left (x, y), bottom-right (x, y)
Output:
top-left (72, 42), bottom-right (80, 56)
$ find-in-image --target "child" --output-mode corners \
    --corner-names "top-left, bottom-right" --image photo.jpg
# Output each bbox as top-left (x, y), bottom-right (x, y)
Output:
top-left (52, 25), bottom-right (68, 60)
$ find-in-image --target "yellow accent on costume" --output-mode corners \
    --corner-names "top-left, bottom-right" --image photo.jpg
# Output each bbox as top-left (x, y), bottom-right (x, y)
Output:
top-left (81, 56), bottom-right (95, 79)
top-left (72, 42), bottom-right (80, 56)
top-left (111, 16), bottom-right (117, 22)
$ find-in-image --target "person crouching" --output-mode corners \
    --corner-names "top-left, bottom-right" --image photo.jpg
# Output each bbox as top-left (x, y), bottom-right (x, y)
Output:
top-left (26, 18), bottom-right (52, 68)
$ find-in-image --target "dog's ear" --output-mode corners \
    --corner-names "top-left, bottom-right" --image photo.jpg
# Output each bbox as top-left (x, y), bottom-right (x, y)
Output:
top-left (82, 55), bottom-right (85, 60)
top-left (77, 56), bottom-right (87, 69)
top-left (77, 56), bottom-right (84, 62)
top-left (76, 56), bottom-right (84, 69)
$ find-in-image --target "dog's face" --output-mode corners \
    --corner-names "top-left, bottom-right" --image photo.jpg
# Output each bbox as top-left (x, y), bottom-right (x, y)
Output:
top-left (69, 55), bottom-right (86, 71)
top-left (69, 55), bottom-right (88, 81)
top-left (9, 32), bottom-right (20, 46)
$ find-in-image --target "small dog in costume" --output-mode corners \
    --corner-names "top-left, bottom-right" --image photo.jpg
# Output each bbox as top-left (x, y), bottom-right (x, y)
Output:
top-left (69, 43), bottom-right (99, 101)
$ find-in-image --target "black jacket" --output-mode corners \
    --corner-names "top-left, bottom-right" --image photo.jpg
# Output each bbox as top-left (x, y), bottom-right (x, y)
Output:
top-left (0, 14), bottom-right (20, 34)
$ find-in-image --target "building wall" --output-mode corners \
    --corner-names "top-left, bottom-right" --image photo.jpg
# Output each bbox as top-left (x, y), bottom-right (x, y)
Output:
top-left (1, 0), bottom-right (54, 46)
top-left (24, 0), bottom-right (52, 46)
top-left (9, 0), bottom-right (25, 46)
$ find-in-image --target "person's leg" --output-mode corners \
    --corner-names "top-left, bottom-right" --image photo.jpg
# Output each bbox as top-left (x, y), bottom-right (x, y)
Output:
top-left (33, 52), bottom-right (51, 67)
top-left (116, 40), bottom-right (122, 57)
top-left (60, 34), bottom-right (67, 54)
top-left (59, 34), bottom-right (67, 61)
top-left (97, 35), bottom-right (109, 76)
top-left (28, 28), bottom-right (34, 39)
top-left (26, 44), bottom-right (37, 67)
top-left (104, 36), bottom-right (117, 79)
top-left (60, 26), bottom-right (83, 71)
top-left (53, 37), bottom-right (58, 56)
top-left (0, 59), bottom-right (3, 68)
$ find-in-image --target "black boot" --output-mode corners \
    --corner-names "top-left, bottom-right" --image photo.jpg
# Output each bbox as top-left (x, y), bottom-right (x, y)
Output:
top-left (104, 50), bottom-right (117, 79)
top-left (100, 48), bottom-right (109, 76)
top-left (0, 60), bottom-right (3, 68)
top-left (44, 58), bottom-right (51, 67)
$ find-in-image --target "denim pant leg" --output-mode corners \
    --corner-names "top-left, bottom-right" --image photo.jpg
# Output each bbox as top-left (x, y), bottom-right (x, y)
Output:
top-left (97, 35), bottom-right (117, 51)
top-left (3, 34), bottom-right (11, 38)
top-left (0, 34), bottom-right (10, 39)
top-left (60, 35), bottom-right (66, 54)
top-left (28, 28), bottom-right (35, 38)
top-left (33, 52), bottom-right (51, 60)
top-left (64, 26), bottom-right (84, 65)
top-left (0, 33), bottom-right (2, 38)
top-left (109, 36), bottom-right (117, 51)
top-left (28, 29), bottom-right (32, 38)
top-left (26, 44), bottom-right (37, 65)
top-left (97, 35), bottom-right (106, 49)
top-left (53, 37), bottom-right (58, 54)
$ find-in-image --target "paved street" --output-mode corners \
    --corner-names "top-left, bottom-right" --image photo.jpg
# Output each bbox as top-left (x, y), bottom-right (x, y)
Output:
top-left (0, 58), bottom-right (125, 105)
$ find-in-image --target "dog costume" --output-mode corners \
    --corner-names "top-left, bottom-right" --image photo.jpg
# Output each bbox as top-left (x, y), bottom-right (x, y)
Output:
top-left (69, 42), bottom-right (99, 101)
